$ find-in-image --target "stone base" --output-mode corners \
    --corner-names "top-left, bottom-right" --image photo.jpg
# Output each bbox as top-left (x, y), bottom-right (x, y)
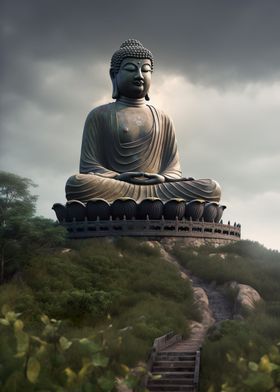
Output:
top-left (59, 218), bottom-right (241, 241)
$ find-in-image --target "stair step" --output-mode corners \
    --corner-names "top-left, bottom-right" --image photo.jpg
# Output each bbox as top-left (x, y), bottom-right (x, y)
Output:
top-left (156, 351), bottom-right (195, 360)
top-left (152, 362), bottom-right (195, 373)
top-left (147, 385), bottom-right (195, 391)
top-left (150, 371), bottom-right (195, 379)
top-left (159, 351), bottom-right (197, 355)
top-left (153, 357), bottom-right (195, 366)
top-left (154, 361), bottom-right (195, 366)
top-left (148, 378), bottom-right (195, 385)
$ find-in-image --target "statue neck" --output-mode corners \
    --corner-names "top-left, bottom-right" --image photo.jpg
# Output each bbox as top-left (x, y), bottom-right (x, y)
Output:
top-left (117, 96), bottom-right (146, 107)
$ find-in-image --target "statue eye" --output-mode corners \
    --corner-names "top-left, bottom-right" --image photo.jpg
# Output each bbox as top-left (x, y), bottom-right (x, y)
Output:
top-left (142, 64), bottom-right (152, 72)
top-left (123, 63), bottom-right (137, 72)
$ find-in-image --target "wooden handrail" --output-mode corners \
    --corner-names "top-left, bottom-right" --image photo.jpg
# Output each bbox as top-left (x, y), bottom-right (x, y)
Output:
top-left (194, 349), bottom-right (201, 391)
top-left (144, 330), bottom-right (182, 387)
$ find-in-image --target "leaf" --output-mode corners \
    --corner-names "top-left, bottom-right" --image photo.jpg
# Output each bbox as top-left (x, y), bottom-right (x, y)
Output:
top-left (78, 361), bottom-right (92, 380)
top-left (65, 367), bottom-right (77, 385)
top-left (14, 351), bottom-right (26, 358)
top-left (97, 375), bottom-right (115, 391)
top-left (92, 353), bottom-right (109, 368)
top-left (27, 356), bottom-right (41, 384)
top-left (151, 374), bottom-right (162, 380)
top-left (16, 330), bottom-right (29, 353)
top-left (259, 354), bottom-right (272, 373)
top-left (40, 314), bottom-right (50, 325)
top-left (135, 365), bottom-right (146, 374)
top-left (226, 353), bottom-right (233, 363)
top-left (124, 374), bottom-right (138, 389)
top-left (1, 304), bottom-right (11, 316)
top-left (5, 311), bottom-right (18, 323)
top-left (243, 372), bottom-right (274, 389)
top-left (120, 364), bottom-right (130, 374)
top-left (0, 318), bottom-right (10, 326)
top-left (14, 319), bottom-right (24, 332)
top-left (59, 336), bottom-right (72, 351)
top-left (50, 318), bottom-right (57, 323)
top-left (221, 383), bottom-right (236, 392)
top-left (248, 361), bottom-right (258, 372)
top-left (79, 338), bottom-right (102, 353)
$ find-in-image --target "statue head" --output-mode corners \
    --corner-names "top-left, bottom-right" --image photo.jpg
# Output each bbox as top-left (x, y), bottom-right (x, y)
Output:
top-left (110, 39), bottom-right (154, 100)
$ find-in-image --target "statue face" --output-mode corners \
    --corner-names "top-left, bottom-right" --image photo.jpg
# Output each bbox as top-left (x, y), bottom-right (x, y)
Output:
top-left (115, 58), bottom-right (152, 99)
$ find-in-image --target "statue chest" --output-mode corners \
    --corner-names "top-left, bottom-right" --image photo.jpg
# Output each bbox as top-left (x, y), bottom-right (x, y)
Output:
top-left (115, 107), bottom-right (154, 143)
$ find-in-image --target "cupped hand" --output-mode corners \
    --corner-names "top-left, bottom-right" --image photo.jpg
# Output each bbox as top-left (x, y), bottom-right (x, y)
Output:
top-left (116, 172), bottom-right (144, 182)
top-left (116, 172), bottom-right (165, 184)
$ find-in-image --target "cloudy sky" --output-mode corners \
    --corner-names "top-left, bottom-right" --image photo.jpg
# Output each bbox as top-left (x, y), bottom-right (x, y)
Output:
top-left (1, 0), bottom-right (279, 250)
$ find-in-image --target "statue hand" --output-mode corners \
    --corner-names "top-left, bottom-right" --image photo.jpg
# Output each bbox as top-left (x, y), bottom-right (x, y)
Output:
top-left (116, 172), bottom-right (145, 182)
top-left (143, 173), bottom-right (165, 184)
top-left (116, 172), bottom-right (165, 185)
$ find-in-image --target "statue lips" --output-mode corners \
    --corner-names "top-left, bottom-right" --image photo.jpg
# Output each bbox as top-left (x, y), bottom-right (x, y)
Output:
top-left (133, 80), bottom-right (145, 88)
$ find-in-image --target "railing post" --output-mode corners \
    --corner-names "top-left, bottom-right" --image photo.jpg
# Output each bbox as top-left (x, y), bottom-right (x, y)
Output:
top-left (194, 349), bottom-right (201, 391)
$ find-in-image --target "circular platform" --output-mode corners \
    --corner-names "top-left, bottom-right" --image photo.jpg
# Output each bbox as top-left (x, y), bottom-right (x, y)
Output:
top-left (59, 217), bottom-right (241, 241)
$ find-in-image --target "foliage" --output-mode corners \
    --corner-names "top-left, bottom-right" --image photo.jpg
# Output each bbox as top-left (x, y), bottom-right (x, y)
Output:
top-left (173, 240), bottom-right (280, 391)
top-left (0, 232), bottom-right (198, 390)
top-left (0, 305), bottom-right (153, 392)
top-left (0, 171), bottom-right (37, 223)
top-left (0, 171), bottom-right (66, 283)
top-left (173, 240), bottom-right (280, 301)
top-left (200, 319), bottom-right (280, 392)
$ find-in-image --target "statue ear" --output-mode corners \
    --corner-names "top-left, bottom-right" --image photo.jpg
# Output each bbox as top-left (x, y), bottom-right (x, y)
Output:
top-left (110, 69), bottom-right (119, 99)
top-left (145, 92), bottom-right (150, 101)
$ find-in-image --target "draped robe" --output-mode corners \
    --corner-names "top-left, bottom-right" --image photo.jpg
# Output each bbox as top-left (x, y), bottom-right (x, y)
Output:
top-left (66, 103), bottom-right (221, 202)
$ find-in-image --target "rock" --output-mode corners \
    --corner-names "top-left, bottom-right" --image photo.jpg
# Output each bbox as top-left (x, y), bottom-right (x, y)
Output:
top-left (193, 287), bottom-right (215, 330)
top-left (141, 240), bottom-right (156, 248)
top-left (61, 248), bottom-right (71, 253)
top-left (209, 252), bottom-right (226, 259)
top-left (229, 281), bottom-right (262, 314)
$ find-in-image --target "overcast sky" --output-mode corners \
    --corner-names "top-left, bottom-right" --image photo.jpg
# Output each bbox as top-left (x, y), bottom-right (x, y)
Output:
top-left (1, 0), bottom-right (279, 250)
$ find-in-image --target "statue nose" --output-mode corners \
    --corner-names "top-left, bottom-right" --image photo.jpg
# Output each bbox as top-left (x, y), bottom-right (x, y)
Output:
top-left (135, 69), bottom-right (144, 80)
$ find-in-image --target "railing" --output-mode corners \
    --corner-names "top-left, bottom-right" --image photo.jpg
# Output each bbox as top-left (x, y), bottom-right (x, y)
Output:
top-left (194, 349), bottom-right (201, 392)
top-left (143, 330), bottom-right (182, 388)
top-left (61, 217), bottom-right (241, 240)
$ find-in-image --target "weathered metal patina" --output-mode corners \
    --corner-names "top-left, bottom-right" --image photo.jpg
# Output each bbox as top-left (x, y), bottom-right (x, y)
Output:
top-left (53, 39), bottom-right (241, 240)
top-left (65, 39), bottom-right (221, 203)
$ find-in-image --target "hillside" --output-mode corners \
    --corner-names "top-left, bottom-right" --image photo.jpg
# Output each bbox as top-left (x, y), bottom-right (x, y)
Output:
top-left (0, 236), bottom-right (200, 391)
top-left (172, 239), bottom-right (280, 391)
top-left (1, 235), bottom-right (280, 391)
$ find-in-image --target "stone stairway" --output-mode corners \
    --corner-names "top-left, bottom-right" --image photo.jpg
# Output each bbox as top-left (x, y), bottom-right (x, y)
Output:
top-left (147, 328), bottom-right (203, 392)
top-left (147, 250), bottom-right (233, 392)
top-left (147, 351), bottom-right (198, 392)
top-left (147, 246), bottom-right (234, 391)
top-left (187, 273), bottom-right (233, 322)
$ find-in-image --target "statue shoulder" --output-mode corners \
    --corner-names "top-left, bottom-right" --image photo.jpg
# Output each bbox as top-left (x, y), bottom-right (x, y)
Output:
top-left (148, 105), bottom-right (174, 128)
top-left (85, 102), bottom-right (115, 124)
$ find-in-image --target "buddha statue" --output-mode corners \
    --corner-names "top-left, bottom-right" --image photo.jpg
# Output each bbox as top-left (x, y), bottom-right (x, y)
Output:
top-left (66, 39), bottom-right (221, 204)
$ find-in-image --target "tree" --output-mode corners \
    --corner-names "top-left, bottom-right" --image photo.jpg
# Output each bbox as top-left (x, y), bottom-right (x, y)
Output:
top-left (0, 171), bottom-right (66, 283)
top-left (0, 171), bottom-right (37, 223)
top-left (0, 171), bottom-right (38, 283)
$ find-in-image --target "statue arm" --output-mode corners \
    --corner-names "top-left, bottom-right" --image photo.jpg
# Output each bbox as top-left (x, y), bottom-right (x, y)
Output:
top-left (79, 110), bottom-right (119, 178)
top-left (158, 111), bottom-right (183, 181)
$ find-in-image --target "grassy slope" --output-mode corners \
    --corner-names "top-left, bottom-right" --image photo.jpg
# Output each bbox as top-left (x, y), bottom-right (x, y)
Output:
top-left (173, 240), bottom-right (280, 391)
top-left (1, 236), bottom-right (280, 391)
top-left (0, 237), bottom-right (199, 367)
